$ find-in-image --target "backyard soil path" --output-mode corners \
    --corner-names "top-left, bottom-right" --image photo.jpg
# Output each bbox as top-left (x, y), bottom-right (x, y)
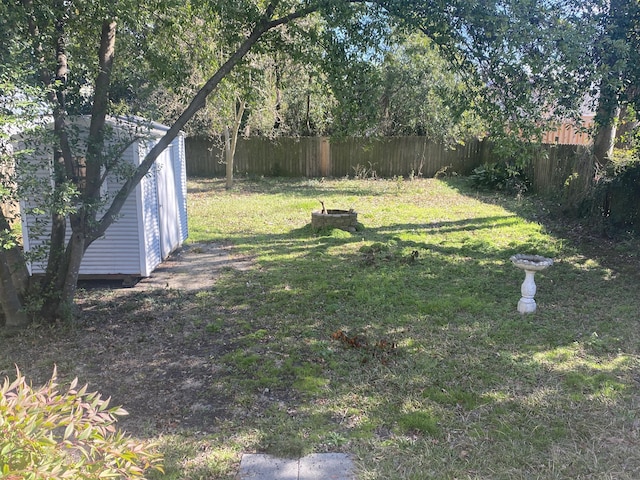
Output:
top-left (1, 242), bottom-right (257, 436)
top-left (133, 242), bottom-right (253, 291)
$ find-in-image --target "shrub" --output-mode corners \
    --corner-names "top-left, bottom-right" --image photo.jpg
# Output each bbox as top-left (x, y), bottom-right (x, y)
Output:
top-left (470, 162), bottom-right (530, 195)
top-left (0, 367), bottom-right (163, 479)
top-left (471, 135), bottom-right (540, 195)
top-left (581, 158), bottom-right (640, 235)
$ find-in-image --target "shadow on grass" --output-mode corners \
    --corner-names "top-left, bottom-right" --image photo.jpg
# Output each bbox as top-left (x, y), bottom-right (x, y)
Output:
top-left (3, 179), bottom-right (640, 478)
top-left (164, 181), bottom-right (640, 476)
top-left (440, 176), bottom-right (640, 278)
top-left (188, 176), bottom-right (392, 198)
top-left (267, 215), bottom-right (534, 259)
top-left (180, 215), bottom-right (637, 421)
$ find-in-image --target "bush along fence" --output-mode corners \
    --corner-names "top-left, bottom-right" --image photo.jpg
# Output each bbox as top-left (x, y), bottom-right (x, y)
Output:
top-left (185, 135), bottom-right (593, 194)
top-left (526, 144), bottom-right (594, 196)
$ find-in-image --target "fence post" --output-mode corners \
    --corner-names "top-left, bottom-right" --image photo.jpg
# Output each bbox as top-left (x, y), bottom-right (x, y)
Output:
top-left (320, 137), bottom-right (331, 177)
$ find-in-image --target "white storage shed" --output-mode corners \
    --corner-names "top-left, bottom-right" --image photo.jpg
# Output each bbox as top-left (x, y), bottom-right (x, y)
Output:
top-left (19, 117), bottom-right (188, 280)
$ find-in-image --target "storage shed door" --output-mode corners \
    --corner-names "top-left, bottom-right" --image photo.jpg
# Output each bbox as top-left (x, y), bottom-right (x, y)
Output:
top-left (156, 148), bottom-right (180, 259)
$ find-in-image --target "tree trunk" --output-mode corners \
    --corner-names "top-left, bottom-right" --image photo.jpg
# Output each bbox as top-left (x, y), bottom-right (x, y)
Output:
top-left (38, 227), bottom-right (86, 323)
top-left (225, 98), bottom-right (247, 189)
top-left (42, 154), bottom-right (68, 295)
top-left (593, 98), bottom-right (621, 169)
top-left (592, 0), bottom-right (628, 170)
top-left (0, 254), bottom-right (29, 328)
top-left (0, 210), bottom-right (30, 293)
top-left (40, 8), bottom-right (76, 320)
top-left (39, 19), bottom-right (117, 323)
top-left (85, 19), bottom-right (116, 201)
top-left (0, 212), bottom-right (30, 328)
top-left (57, 231), bottom-right (85, 319)
top-left (305, 74), bottom-right (312, 135)
top-left (273, 60), bottom-right (282, 131)
top-left (614, 105), bottom-right (639, 148)
top-left (224, 126), bottom-right (232, 188)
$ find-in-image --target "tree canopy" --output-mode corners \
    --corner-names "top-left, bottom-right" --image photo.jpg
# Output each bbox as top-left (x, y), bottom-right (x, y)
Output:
top-left (590, 0), bottom-right (640, 165)
top-left (0, 0), bottom-right (604, 328)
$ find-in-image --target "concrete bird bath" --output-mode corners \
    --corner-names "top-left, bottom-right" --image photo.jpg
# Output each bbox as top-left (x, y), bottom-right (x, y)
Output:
top-left (510, 254), bottom-right (553, 314)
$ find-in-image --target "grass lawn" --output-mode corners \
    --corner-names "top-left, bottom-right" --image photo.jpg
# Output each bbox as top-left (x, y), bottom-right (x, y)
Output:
top-left (3, 176), bottom-right (640, 479)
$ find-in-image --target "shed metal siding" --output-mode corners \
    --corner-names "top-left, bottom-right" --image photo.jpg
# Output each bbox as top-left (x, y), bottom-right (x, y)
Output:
top-left (18, 118), bottom-right (188, 278)
top-left (157, 147), bottom-right (180, 259)
top-left (78, 146), bottom-right (143, 275)
top-left (173, 134), bottom-right (189, 244)
top-left (23, 144), bottom-right (144, 275)
top-left (19, 153), bottom-right (56, 274)
top-left (140, 141), bottom-right (163, 275)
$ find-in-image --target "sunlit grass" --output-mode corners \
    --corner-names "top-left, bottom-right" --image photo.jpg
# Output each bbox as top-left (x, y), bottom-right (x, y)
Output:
top-left (158, 177), bottom-right (640, 478)
top-left (114, 177), bottom-right (640, 478)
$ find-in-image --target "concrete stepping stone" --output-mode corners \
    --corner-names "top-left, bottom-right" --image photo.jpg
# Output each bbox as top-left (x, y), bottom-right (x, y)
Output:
top-left (238, 453), bottom-right (356, 480)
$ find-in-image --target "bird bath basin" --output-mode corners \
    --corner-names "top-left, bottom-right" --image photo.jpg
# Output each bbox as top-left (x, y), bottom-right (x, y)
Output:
top-left (510, 254), bottom-right (553, 314)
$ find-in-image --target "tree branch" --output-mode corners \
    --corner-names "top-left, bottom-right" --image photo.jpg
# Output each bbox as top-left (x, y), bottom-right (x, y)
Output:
top-left (85, 19), bottom-right (117, 202)
top-left (91, 0), bottom-right (323, 241)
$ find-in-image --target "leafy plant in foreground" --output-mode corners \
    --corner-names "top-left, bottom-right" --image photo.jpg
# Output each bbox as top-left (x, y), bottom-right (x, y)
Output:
top-left (0, 367), bottom-right (163, 479)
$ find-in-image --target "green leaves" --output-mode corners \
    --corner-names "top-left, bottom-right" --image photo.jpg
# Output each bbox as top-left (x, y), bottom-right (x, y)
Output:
top-left (0, 367), bottom-right (163, 479)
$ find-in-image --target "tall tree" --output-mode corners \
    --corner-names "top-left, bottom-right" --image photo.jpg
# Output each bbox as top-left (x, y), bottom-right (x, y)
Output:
top-left (224, 97), bottom-right (247, 189)
top-left (1, 0), bottom-right (598, 329)
top-left (375, 33), bottom-right (485, 143)
top-left (592, 0), bottom-right (640, 167)
top-left (2, 0), bottom-right (323, 325)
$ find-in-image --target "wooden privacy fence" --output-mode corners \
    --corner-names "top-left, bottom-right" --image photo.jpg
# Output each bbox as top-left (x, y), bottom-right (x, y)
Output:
top-left (526, 144), bottom-right (594, 195)
top-left (186, 136), bottom-right (485, 179)
top-left (185, 136), bottom-right (593, 194)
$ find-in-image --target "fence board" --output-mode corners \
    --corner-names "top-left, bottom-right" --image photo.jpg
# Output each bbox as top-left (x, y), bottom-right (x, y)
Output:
top-left (185, 136), bottom-right (592, 195)
top-left (185, 136), bottom-right (483, 179)
top-left (527, 144), bottom-right (593, 194)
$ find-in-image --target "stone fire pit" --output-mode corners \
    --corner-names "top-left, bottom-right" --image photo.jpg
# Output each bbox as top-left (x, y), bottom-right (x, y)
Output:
top-left (311, 205), bottom-right (358, 232)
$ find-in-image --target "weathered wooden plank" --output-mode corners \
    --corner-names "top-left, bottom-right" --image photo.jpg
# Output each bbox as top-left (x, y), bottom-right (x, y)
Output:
top-left (185, 136), bottom-right (592, 194)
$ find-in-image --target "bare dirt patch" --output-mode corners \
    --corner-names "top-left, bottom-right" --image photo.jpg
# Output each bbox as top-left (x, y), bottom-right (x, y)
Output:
top-left (132, 242), bottom-right (253, 292)
top-left (0, 242), bottom-right (255, 436)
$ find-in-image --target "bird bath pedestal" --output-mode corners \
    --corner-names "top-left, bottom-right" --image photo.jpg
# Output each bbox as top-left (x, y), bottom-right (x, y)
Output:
top-left (510, 254), bottom-right (553, 314)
